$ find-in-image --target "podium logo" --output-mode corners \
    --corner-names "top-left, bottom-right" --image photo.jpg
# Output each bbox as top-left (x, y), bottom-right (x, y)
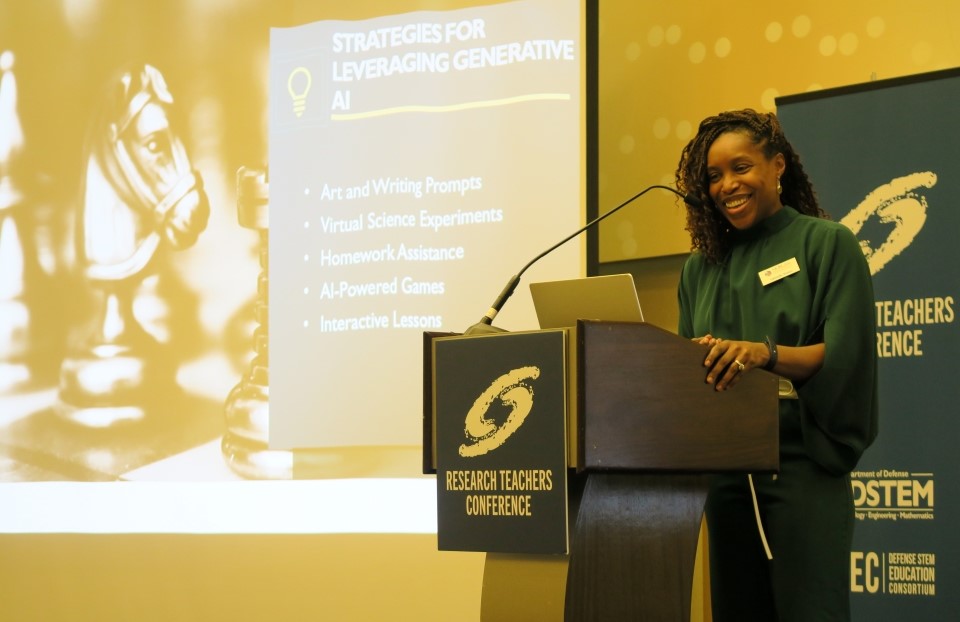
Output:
top-left (459, 366), bottom-right (540, 458)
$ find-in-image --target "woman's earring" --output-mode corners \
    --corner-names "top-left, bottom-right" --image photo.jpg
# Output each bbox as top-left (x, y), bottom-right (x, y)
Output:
top-left (777, 177), bottom-right (782, 195)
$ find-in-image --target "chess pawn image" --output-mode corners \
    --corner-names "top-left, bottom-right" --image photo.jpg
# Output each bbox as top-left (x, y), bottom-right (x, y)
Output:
top-left (222, 167), bottom-right (291, 479)
top-left (0, 50), bottom-right (63, 394)
top-left (57, 64), bottom-right (209, 426)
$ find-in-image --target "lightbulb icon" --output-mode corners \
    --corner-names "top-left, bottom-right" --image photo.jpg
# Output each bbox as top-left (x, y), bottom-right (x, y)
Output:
top-left (287, 67), bottom-right (312, 118)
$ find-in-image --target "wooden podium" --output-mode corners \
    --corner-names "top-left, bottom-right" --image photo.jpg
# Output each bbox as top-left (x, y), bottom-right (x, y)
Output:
top-left (424, 321), bottom-right (779, 622)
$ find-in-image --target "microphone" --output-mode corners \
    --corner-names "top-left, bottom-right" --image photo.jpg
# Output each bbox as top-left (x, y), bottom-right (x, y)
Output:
top-left (464, 185), bottom-right (701, 334)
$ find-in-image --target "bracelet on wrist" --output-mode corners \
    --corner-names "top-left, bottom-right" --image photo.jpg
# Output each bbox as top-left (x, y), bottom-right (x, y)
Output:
top-left (763, 335), bottom-right (778, 371)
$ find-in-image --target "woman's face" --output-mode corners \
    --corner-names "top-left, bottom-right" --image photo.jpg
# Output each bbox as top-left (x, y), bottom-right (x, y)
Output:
top-left (706, 130), bottom-right (785, 230)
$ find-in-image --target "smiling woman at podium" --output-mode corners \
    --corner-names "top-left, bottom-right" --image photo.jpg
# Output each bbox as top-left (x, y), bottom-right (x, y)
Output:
top-left (674, 109), bottom-right (878, 622)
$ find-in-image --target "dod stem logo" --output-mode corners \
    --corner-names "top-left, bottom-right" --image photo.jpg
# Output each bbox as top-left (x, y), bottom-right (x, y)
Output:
top-left (459, 366), bottom-right (540, 458)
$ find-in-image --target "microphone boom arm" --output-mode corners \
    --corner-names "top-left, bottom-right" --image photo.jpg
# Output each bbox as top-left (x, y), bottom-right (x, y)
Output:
top-left (470, 184), bottom-right (699, 331)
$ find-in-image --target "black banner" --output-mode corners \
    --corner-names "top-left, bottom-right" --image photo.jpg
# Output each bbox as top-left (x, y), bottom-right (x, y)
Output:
top-left (434, 330), bottom-right (568, 554)
top-left (778, 68), bottom-right (960, 618)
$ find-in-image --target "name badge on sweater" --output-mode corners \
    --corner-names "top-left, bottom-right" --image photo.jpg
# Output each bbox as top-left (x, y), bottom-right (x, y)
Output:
top-left (759, 257), bottom-right (800, 286)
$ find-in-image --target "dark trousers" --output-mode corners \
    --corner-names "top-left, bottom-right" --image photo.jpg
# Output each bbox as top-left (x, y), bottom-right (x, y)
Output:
top-left (705, 412), bottom-right (854, 622)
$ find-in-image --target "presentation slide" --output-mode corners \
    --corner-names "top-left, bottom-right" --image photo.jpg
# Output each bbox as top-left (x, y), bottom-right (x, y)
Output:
top-left (0, 0), bottom-right (588, 534)
top-left (269, 0), bottom-right (584, 449)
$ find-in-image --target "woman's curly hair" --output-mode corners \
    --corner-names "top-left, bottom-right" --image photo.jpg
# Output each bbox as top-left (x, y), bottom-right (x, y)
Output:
top-left (675, 109), bottom-right (827, 264)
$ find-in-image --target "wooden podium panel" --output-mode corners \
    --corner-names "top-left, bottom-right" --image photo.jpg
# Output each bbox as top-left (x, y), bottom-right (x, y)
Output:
top-left (578, 321), bottom-right (779, 473)
top-left (425, 322), bottom-right (780, 622)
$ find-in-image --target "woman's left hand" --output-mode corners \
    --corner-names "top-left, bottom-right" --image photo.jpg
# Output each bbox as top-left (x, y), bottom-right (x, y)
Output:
top-left (697, 335), bottom-right (768, 391)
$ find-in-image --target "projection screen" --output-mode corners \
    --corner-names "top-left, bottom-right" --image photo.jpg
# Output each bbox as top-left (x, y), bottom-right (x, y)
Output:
top-left (0, 0), bottom-right (593, 534)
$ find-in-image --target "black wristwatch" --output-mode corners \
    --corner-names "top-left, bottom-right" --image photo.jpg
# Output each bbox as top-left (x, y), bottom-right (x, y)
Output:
top-left (763, 335), bottom-right (778, 371)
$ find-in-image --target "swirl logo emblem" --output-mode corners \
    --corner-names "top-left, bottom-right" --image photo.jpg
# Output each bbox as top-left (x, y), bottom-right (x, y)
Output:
top-left (459, 366), bottom-right (540, 458)
top-left (840, 172), bottom-right (936, 276)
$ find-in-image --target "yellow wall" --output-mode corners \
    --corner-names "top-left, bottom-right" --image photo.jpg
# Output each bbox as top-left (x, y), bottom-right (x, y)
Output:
top-left (2, 1), bottom-right (959, 621)
top-left (598, 0), bottom-right (960, 262)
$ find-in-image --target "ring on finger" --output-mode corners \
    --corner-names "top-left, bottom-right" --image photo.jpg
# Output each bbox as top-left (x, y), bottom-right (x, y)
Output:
top-left (734, 359), bottom-right (745, 372)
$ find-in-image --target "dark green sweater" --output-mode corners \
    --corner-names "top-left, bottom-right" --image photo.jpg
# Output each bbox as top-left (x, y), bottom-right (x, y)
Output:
top-left (678, 206), bottom-right (879, 474)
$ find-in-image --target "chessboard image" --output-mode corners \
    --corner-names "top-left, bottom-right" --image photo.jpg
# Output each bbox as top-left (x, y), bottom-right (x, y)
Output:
top-left (0, 2), bottom-right (295, 483)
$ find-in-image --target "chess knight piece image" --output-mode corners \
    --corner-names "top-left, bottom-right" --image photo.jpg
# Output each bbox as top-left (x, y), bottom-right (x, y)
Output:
top-left (58, 64), bottom-right (209, 426)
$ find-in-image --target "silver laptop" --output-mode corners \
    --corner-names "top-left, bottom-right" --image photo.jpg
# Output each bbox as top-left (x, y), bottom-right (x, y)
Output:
top-left (529, 274), bottom-right (644, 329)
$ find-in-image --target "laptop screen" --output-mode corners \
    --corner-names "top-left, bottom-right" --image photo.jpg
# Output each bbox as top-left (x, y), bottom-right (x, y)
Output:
top-left (529, 274), bottom-right (644, 329)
